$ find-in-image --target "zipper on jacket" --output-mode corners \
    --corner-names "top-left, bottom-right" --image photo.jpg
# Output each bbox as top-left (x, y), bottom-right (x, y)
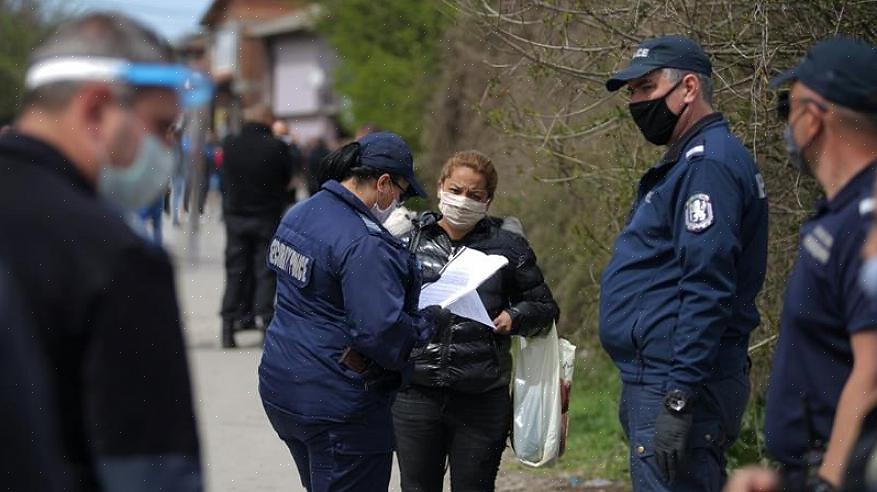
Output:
top-left (438, 243), bottom-right (456, 386)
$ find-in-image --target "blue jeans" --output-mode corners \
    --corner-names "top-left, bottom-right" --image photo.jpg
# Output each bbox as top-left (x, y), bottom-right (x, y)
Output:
top-left (137, 198), bottom-right (164, 245)
top-left (171, 177), bottom-right (186, 224)
top-left (619, 373), bottom-right (750, 492)
top-left (262, 400), bottom-right (393, 492)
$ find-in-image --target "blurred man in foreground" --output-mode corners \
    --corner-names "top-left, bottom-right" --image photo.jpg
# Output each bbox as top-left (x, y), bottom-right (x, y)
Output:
top-left (0, 12), bottom-right (207, 491)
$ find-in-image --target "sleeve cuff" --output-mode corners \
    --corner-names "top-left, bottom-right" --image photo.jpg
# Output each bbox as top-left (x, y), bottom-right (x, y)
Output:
top-left (506, 308), bottom-right (521, 335)
top-left (667, 381), bottom-right (699, 401)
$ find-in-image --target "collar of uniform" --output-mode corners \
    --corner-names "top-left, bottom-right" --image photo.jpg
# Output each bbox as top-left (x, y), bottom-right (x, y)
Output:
top-left (320, 180), bottom-right (404, 247)
top-left (819, 161), bottom-right (877, 214)
top-left (242, 122), bottom-right (272, 135)
top-left (321, 179), bottom-right (375, 216)
top-left (0, 131), bottom-right (95, 195)
top-left (659, 112), bottom-right (725, 166)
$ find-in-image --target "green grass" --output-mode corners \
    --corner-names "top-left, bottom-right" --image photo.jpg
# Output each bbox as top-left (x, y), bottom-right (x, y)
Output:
top-left (554, 349), bottom-right (629, 480)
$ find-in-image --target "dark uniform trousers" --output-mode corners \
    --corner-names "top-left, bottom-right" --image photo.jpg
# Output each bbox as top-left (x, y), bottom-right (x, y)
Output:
top-left (221, 213), bottom-right (281, 327)
top-left (262, 401), bottom-right (393, 492)
top-left (620, 372), bottom-right (750, 492)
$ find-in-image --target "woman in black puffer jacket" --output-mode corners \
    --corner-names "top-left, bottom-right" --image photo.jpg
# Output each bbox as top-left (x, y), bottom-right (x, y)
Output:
top-left (393, 150), bottom-right (559, 492)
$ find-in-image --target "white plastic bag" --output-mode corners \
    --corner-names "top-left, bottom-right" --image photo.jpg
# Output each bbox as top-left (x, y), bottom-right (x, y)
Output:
top-left (512, 322), bottom-right (562, 467)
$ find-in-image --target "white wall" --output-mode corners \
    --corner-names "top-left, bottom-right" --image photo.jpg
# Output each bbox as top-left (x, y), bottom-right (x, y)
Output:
top-left (271, 33), bottom-right (335, 120)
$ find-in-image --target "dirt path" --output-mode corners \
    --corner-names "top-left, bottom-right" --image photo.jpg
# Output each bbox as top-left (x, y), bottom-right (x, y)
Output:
top-left (495, 451), bottom-right (627, 492)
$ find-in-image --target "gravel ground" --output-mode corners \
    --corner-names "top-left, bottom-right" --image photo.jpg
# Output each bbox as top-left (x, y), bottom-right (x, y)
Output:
top-left (495, 450), bottom-right (627, 492)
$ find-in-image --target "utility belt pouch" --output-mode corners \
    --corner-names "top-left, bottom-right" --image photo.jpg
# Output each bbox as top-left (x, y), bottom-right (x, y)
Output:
top-left (339, 346), bottom-right (369, 374)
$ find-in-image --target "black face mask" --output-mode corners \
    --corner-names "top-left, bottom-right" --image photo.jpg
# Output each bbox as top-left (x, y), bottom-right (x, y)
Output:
top-left (628, 81), bottom-right (687, 146)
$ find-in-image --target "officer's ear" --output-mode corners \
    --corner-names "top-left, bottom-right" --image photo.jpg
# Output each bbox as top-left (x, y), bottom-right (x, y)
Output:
top-left (799, 96), bottom-right (829, 143)
top-left (376, 173), bottom-right (392, 192)
top-left (75, 83), bottom-right (116, 140)
top-left (681, 73), bottom-right (699, 105)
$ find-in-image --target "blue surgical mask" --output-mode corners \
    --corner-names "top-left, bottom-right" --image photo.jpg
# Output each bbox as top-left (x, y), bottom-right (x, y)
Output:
top-left (784, 124), bottom-right (811, 176)
top-left (98, 133), bottom-right (175, 210)
top-left (860, 256), bottom-right (877, 299)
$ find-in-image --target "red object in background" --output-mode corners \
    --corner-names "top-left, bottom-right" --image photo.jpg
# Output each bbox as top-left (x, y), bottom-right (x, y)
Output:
top-left (559, 378), bottom-right (572, 457)
top-left (214, 148), bottom-right (223, 169)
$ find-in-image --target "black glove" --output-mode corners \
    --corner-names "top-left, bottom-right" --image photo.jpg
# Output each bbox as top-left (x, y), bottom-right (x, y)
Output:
top-left (653, 405), bottom-right (693, 484)
top-left (420, 305), bottom-right (453, 337)
top-left (806, 474), bottom-right (836, 492)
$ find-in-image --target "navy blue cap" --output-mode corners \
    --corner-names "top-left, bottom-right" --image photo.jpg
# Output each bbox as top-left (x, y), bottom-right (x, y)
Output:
top-left (357, 131), bottom-right (426, 198)
top-left (606, 35), bottom-right (712, 92)
top-left (770, 37), bottom-right (877, 113)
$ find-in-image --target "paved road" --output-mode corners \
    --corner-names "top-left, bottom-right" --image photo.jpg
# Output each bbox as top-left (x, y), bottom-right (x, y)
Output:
top-left (164, 216), bottom-right (405, 492)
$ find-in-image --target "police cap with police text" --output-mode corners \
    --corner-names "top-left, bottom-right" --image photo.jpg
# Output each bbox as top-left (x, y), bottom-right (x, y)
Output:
top-left (357, 131), bottom-right (426, 199)
top-left (606, 35), bottom-right (712, 92)
top-left (770, 37), bottom-right (877, 113)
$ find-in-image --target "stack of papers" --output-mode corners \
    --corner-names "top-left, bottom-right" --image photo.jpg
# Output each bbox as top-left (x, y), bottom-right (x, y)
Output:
top-left (418, 247), bottom-right (508, 327)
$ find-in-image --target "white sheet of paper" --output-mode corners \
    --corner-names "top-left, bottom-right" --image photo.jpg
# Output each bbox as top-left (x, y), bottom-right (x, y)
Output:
top-left (447, 290), bottom-right (494, 327)
top-left (418, 247), bottom-right (508, 309)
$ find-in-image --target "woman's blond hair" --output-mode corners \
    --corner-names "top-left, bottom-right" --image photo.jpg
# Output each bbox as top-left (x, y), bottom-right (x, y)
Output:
top-left (438, 150), bottom-right (498, 199)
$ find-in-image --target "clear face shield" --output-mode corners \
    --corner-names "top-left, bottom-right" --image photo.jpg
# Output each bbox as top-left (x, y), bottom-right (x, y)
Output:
top-left (25, 57), bottom-right (214, 153)
top-left (25, 57), bottom-right (215, 249)
top-left (25, 57), bottom-right (214, 109)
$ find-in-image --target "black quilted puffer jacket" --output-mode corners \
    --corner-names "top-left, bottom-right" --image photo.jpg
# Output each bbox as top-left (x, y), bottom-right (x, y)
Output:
top-left (406, 212), bottom-right (559, 394)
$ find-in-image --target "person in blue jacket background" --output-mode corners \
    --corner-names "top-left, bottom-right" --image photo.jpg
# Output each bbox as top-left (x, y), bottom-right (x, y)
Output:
top-left (258, 131), bottom-right (449, 492)
top-left (598, 36), bottom-right (769, 491)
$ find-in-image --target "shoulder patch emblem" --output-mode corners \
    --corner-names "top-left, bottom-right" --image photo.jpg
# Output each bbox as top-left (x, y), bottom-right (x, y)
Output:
top-left (685, 193), bottom-right (714, 232)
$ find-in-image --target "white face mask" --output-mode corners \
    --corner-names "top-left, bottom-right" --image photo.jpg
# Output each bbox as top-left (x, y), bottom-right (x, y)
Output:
top-left (370, 179), bottom-right (400, 224)
top-left (98, 133), bottom-right (175, 211)
top-left (438, 190), bottom-right (488, 229)
top-left (371, 197), bottom-right (399, 224)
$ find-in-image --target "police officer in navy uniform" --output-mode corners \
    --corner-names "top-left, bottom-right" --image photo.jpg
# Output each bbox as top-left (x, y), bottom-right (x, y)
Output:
top-left (259, 132), bottom-right (448, 492)
top-left (599, 36), bottom-right (769, 491)
top-left (764, 38), bottom-right (877, 491)
top-left (0, 13), bottom-right (204, 491)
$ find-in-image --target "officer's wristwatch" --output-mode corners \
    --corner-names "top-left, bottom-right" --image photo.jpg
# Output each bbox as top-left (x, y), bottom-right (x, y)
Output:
top-left (663, 389), bottom-right (690, 414)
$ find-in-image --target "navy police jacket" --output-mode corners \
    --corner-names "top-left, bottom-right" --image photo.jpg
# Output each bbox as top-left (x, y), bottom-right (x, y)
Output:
top-left (599, 113), bottom-right (768, 397)
top-left (258, 180), bottom-right (433, 423)
top-left (765, 164), bottom-right (877, 468)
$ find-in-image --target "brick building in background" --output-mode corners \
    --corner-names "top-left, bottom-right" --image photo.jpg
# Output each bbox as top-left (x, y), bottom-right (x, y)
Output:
top-left (198, 0), bottom-right (338, 144)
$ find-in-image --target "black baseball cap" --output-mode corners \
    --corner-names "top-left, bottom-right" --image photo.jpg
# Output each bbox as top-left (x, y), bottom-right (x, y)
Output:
top-left (606, 35), bottom-right (712, 92)
top-left (357, 131), bottom-right (426, 199)
top-left (770, 37), bottom-right (877, 113)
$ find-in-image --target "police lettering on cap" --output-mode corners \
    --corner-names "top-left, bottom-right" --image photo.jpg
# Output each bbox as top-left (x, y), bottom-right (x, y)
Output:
top-left (606, 35), bottom-right (712, 92)
top-left (769, 37), bottom-right (877, 113)
top-left (357, 131), bottom-right (427, 199)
